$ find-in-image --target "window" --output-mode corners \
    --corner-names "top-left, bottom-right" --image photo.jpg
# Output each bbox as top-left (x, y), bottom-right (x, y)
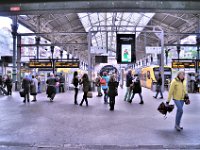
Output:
top-left (147, 71), bottom-right (150, 79)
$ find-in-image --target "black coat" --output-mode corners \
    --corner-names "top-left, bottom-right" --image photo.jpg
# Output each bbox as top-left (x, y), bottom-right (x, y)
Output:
top-left (72, 76), bottom-right (79, 88)
top-left (157, 76), bottom-right (162, 85)
top-left (108, 81), bottom-right (119, 97)
top-left (80, 79), bottom-right (90, 92)
top-left (5, 78), bottom-right (12, 88)
top-left (132, 77), bottom-right (142, 93)
top-left (22, 78), bottom-right (31, 94)
top-left (126, 73), bottom-right (133, 87)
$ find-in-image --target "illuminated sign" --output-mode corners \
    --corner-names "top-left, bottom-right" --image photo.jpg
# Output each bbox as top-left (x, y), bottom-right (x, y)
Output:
top-left (116, 34), bottom-right (136, 64)
top-left (10, 6), bottom-right (21, 11)
top-left (28, 61), bottom-right (52, 68)
top-left (172, 62), bottom-right (195, 68)
top-left (55, 61), bottom-right (79, 68)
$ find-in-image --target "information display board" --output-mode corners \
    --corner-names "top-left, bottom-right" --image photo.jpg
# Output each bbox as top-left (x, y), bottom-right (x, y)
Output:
top-left (172, 60), bottom-right (195, 68)
top-left (28, 61), bottom-right (52, 68)
top-left (116, 34), bottom-right (136, 64)
top-left (55, 61), bottom-right (79, 68)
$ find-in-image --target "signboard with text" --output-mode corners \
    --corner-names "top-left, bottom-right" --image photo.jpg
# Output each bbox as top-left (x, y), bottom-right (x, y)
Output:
top-left (172, 62), bottom-right (195, 68)
top-left (172, 59), bottom-right (195, 69)
top-left (28, 61), bottom-right (52, 68)
top-left (55, 61), bottom-right (79, 68)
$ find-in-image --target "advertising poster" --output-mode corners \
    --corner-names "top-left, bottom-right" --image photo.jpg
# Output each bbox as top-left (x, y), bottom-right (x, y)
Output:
top-left (121, 44), bottom-right (131, 62)
top-left (116, 34), bottom-right (135, 64)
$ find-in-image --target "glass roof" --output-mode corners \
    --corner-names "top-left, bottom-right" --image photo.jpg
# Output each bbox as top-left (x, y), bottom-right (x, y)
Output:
top-left (78, 13), bottom-right (155, 51)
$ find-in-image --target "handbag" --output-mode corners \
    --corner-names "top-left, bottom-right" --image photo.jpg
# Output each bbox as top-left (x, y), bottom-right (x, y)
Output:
top-left (19, 89), bottom-right (25, 97)
top-left (157, 102), bottom-right (174, 115)
top-left (87, 92), bottom-right (93, 98)
top-left (184, 94), bottom-right (190, 105)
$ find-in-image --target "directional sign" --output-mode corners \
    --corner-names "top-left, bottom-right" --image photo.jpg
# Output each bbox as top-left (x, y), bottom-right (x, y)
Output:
top-left (28, 61), bottom-right (52, 68)
top-left (55, 61), bottom-right (79, 68)
top-left (172, 61), bottom-right (195, 68)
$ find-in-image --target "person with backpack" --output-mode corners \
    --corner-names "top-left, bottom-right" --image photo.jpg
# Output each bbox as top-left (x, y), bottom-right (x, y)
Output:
top-left (108, 74), bottom-right (119, 111)
top-left (95, 74), bottom-right (102, 97)
top-left (101, 72), bottom-right (110, 104)
top-left (129, 74), bottom-right (144, 104)
top-left (153, 73), bottom-right (163, 99)
top-left (72, 71), bottom-right (79, 105)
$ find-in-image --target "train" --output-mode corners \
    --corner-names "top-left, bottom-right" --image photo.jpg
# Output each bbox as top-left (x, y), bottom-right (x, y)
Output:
top-left (132, 66), bottom-right (172, 90)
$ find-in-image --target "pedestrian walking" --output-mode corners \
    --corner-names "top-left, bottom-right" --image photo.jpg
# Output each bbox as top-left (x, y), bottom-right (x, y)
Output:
top-left (30, 75), bottom-right (38, 102)
top-left (166, 71), bottom-right (188, 131)
top-left (108, 75), bottom-right (119, 111)
top-left (46, 73), bottom-right (57, 102)
top-left (5, 75), bottom-right (12, 95)
top-left (129, 74), bottom-right (144, 104)
top-left (153, 73), bottom-right (164, 99)
top-left (59, 73), bottom-right (65, 93)
top-left (72, 71), bottom-right (79, 105)
top-left (95, 74), bottom-right (102, 97)
top-left (22, 75), bottom-right (31, 103)
top-left (124, 70), bottom-right (133, 102)
top-left (101, 72), bottom-right (110, 104)
top-left (79, 73), bottom-right (90, 106)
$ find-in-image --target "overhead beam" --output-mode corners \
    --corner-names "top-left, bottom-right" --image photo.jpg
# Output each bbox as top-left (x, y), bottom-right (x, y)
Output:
top-left (19, 43), bottom-right (88, 47)
top-left (2, 1), bottom-right (200, 15)
top-left (18, 31), bottom-right (87, 36)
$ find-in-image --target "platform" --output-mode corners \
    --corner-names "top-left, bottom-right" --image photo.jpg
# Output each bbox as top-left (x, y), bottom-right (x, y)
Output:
top-left (0, 88), bottom-right (200, 150)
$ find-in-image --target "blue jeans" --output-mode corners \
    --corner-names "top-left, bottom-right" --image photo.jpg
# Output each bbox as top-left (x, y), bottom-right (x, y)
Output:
top-left (124, 87), bottom-right (131, 101)
top-left (173, 100), bottom-right (184, 126)
top-left (103, 89), bottom-right (108, 103)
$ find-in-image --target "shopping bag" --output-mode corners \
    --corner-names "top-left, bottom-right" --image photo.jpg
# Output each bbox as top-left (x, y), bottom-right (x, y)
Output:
top-left (87, 92), bottom-right (93, 98)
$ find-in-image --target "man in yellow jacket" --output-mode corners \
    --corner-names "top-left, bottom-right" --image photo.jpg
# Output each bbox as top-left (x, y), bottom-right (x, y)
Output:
top-left (166, 71), bottom-right (188, 131)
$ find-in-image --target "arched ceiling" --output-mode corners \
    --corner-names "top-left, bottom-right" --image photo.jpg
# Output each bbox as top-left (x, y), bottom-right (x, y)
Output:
top-left (2, 1), bottom-right (200, 62)
top-left (17, 12), bottom-right (200, 61)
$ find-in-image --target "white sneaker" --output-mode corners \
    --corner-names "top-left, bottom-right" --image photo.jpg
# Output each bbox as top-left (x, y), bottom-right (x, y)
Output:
top-left (175, 125), bottom-right (183, 131)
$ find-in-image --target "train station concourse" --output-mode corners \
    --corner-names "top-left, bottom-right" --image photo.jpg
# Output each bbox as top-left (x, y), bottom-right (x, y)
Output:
top-left (0, 0), bottom-right (200, 149)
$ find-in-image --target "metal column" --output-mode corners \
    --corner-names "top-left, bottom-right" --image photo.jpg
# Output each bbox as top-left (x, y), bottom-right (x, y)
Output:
top-left (160, 30), bottom-right (165, 91)
top-left (17, 35), bottom-right (21, 90)
top-left (88, 32), bottom-right (92, 80)
top-left (11, 16), bottom-right (18, 84)
top-left (106, 31), bottom-right (108, 53)
top-left (197, 16), bottom-right (200, 60)
top-left (36, 16), bottom-right (41, 59)
top-left (50, 46), bottom-right (55, 74)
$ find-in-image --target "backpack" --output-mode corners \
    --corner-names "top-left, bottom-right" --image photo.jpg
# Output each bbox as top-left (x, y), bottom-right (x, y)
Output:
top-left (100, 78), bottom-right (106, 86)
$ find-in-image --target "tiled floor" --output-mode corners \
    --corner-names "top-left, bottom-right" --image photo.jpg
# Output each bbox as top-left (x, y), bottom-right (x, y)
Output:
top-left (0, 88), bottom-right (199, 149)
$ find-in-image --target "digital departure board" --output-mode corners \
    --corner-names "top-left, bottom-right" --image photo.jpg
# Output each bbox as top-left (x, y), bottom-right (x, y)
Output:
top-left (28, 61), bottom-right (52, 68)
top-left (172, 62), bottom-right (195, 68)
top-left (55, 61), bottom-right (79, 68)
